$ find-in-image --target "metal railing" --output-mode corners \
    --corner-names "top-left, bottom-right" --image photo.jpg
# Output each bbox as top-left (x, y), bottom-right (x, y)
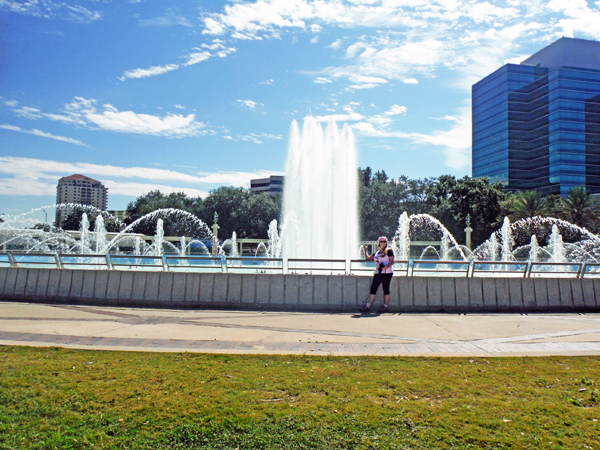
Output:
top-left (1, 252), bottom-right (598, 278)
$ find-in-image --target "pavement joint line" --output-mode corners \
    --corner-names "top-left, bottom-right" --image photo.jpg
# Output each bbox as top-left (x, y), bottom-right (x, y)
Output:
top-left (474, 328), bottom-right (600, 344)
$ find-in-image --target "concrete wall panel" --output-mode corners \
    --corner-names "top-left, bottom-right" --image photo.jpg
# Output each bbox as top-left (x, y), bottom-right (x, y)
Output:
top-left (24, 268), bottom-right (39, 297)
top-left (3, 268), bottom-right (18, 296)
top-left (581, 278), bottom-right (596, 308)
top-left (398, 277), bottom-right (414, 309)
top-left (440, 278), bottom-right (456, 309)
top-left (58, 270), bottom-right (73, 297)
top-left (35, 269), bottom-right (51, 297)
top-left (118, 272), bottom-right (134, 301)
top-left (172, 273), bottom-right (187, 303)
top-left (356, 277), bottom-right (371, 305)
top-left (387, 277), bottom-right (400, 309)
top-left (313, 276), bottom-right (328, 307)
top-left (533, 278), bottom-right (549, 309)
top-left (226, 274), bottom-right (241, 304)
top-left (157, 272), bottom-right (174, 303)
top-left (327, 276), bottom-right (343, 307)
top-left (241, 274), bottom-right (256, 304)
top-left (342, 276), bottom-right (357, 306)
top-left (69, 270), bottom-right (85, 299)
top-left (413, 278), bottom-right (428, 310)
top-left (522, 278), bottom-right (536, 309)
top-left (0, 268), bottom-right (8, 295)
top-left (270, 275), bottom-right (285, 304)
top-left (495, 278), bottom-right (509, 310)
top-left (199, 274), bottom-right (214, 302)
top-left (571, 279), bottom-right (585, 309)
top-left (469, 278), bottom-right (484, 309)
top-left (427, 278), bottom-right (442, 309)
top-left (508, 278), bottom-right (523, 309)
top-left (93, 271), bottom-right (109, 300)
top-left (144, 272), bottom-right (160, 301)
top-left (284, 275), bottom-right (299, 306)
top-left (131, 272), bottom-right (147, 301)
top-left (482, 278), bottom-right (497, 310)
top-left (256, 275), bottom-right (270, 304)
top-left (81, 270), bottom-right (96, 299)
top-left (546, 278), bottom-right (560, 308)
top-left (455, 278), bottom-right (469, 309)
top-left (298, 276), bottom-right (313, 306)
top-left (47, 270), bottom-right (61, 297)
top-left (106, 271), bottom-right (122, 301)
top-left (14, 269), bottom-right (29, 296)
top-left (184, 273), bottom-right (200, 303)
top-left (558, 278), bottom-right (573, 309)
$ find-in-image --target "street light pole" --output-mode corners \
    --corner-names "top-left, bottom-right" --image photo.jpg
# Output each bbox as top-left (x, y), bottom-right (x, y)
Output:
top-left (42, 209), bottom-right (48, 223)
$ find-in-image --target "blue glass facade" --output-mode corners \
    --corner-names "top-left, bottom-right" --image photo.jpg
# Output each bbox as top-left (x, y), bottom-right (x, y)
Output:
top-left (472, 38), bottom-right (600, 195)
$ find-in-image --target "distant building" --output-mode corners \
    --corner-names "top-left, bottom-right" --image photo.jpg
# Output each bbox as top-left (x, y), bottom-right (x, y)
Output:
top-left (55, 174), bottom-right (108, 225)
top-left (250, 175), bottom-right (284, 196)
top-left (472, 37), bottom-right (600, 195)
top-left (108, 210), bottom-right (128, 222)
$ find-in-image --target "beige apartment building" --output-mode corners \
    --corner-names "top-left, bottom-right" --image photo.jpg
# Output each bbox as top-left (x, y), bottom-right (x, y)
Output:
top-left (55, 174), bottom-right (108, 226)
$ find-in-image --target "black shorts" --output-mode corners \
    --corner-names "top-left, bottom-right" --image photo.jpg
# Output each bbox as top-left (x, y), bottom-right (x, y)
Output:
top-left (370, 273), bottom-right (393, 295)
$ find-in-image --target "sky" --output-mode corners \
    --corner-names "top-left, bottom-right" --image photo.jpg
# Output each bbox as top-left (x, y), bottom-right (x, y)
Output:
top-left (1, 0), bottom-right (600, 217)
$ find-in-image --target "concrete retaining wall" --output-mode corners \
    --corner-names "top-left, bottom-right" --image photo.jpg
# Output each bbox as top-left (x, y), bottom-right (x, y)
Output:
top-left (0, 267), bottom-right (599, 312)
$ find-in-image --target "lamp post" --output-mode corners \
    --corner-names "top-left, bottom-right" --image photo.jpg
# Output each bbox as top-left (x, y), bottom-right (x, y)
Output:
top-left (42, 209), bottom-right (48, 223)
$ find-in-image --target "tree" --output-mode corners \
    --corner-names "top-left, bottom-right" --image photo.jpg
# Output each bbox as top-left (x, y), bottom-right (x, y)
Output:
top-left (61, 206), bottom-right (123, 232)
top-left (556, 186), bottom-right (600, 229)
top-left (427, 175), bottom-right (506, 246)
top-left (199, 187), bottom-right (282, 239)
top-left (126, 190), bottom-right (202, 223)
top-left (509, 190), bottom-right (546, 220)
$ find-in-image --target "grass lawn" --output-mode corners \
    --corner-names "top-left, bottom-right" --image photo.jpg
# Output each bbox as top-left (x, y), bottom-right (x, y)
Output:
top-left (1, 346), bottom-right (599, 449)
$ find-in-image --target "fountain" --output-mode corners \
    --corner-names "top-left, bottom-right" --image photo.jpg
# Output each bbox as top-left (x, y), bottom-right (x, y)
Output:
top-left (281, 116), bottom-right (359, 261)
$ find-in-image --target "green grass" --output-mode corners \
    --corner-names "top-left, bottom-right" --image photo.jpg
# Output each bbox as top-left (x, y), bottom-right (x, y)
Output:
top-left (1, 347), bottom-right (600, 449)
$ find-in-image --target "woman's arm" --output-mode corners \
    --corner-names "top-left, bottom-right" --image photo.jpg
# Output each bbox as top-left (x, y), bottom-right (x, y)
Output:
top-left (386, 255), bottom-right (395, 269)
top-left (363, 245), bottom-right (374, 261)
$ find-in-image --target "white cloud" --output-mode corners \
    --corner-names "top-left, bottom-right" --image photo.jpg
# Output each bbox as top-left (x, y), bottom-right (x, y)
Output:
top-left (259, 79), bottom-right (274, 85)
top-left (0, 156), bottom-right (282, 198)
top-left (314, 112), bottom-right (364, 122)
top-left (236, 99), bottom-right (263, 110)
top-left (403, 78), bottom-right (419, 84)
top-left (310, 35), bottom-right (319, 44)
top-left (139, 11), bottom-right (192, 27)
top-left (0, 0), bottom-right (101, 23)
top-left (0, 124), bottom-right (88, 147)
top-left (352, 106), bottom-right (472, 170)
top-left (119, 64), bottom-right (180, 81)
top-left (4, 100), bottom-right (19, 107)
top-left (313, 77), bottom-right (332, 84)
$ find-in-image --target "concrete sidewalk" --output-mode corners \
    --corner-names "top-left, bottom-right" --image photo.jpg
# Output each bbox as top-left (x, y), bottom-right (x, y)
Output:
top-left (2, 301), bottom-right (600, 356)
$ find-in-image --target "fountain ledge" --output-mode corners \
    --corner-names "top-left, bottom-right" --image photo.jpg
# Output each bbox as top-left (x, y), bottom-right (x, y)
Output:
top-left (1, 267), bottom-right (599, 313)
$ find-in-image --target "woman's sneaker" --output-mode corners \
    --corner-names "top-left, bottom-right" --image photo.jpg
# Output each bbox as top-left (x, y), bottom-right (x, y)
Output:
top-left (359, 305), bottom-right (371, 313)
top-left (378, 305), bottom-right (389, 313)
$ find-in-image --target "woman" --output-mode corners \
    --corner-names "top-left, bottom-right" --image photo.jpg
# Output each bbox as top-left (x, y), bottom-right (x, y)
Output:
top-left (359, 236), bottom-right (394, 313)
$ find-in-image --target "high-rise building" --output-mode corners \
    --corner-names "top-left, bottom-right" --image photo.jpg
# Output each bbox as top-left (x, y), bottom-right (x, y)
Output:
top-left (250, 175), bottom-right (284, 196)
top-left (472, 37), bottom-right (600, 195)
top-left (55, 174), bottom-right (108, 225)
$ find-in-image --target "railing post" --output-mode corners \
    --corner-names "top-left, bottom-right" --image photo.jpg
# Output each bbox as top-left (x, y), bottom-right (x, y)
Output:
top-left (407, 259), bottom-right (414, 277)
top-left (164, 256), bottom-right (171, 272)
top-left (468, 260), bottom-right (474, 277)
top-left (578, 263), bottom-right (586, 279)
top-left (525, 261), bottom-right (532, 278)
top-left (54, 253), bottom-right (61, 269)
top-left (105, 254), bottom-right (113, 270)
top-left (221, 255), bottom-right (227, 274)
top-left (8, 253), bottom-right (15, 268)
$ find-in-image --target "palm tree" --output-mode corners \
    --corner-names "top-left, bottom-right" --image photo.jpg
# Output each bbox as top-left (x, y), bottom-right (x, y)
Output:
top-left (510, 190), bottom-right (546, 219)
top-left (558, 186), bottom-right (600, 228)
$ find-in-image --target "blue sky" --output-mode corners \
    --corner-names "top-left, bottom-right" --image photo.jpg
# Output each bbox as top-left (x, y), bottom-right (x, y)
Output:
top-left (1, 0), bottom-right (600, 216)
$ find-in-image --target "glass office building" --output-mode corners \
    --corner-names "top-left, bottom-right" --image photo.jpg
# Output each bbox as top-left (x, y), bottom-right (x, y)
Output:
top-left (472, 37), bottom-right (600, 195)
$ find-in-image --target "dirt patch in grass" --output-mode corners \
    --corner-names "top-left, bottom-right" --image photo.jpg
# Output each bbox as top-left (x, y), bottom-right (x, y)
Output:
top-left (1, 347), bottom-right (599, 449)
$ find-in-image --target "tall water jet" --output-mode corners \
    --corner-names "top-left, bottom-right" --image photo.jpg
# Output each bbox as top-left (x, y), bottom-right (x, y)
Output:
top-left (441, 231), bottom-right (450, 260)
top-left (282, 117), bottom-right (359, 260)
top-left (488, 234), bottom-right (498, 261)
top-left (500, 217), bottom-right (514, 262)
top-left (154, 219), bottom-right (165, 257)
top-left (94, 215), bottom-right (107, 254)
top-left (267, 219), bottom-right (281, 258)
top-left (548, 225), bottom-right (566, 263)
top-left (394, 212), bottom-right (410, 260)
top-left (529, 235), bottom-right (540, 262)
top-left (80, 213), bottom-right (90, 254)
